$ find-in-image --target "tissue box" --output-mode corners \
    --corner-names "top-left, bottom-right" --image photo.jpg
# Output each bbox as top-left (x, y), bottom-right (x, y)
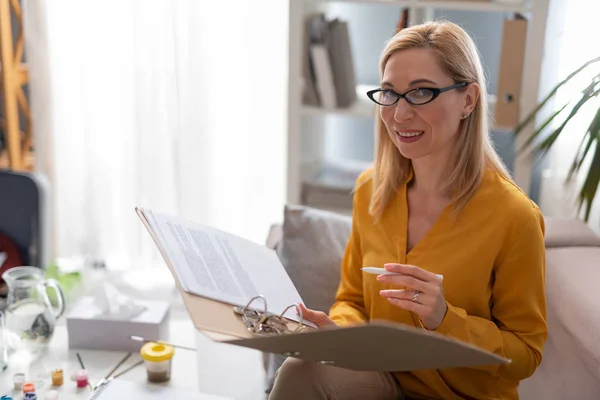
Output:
top-left (66, 296), bottom-right (170, 352)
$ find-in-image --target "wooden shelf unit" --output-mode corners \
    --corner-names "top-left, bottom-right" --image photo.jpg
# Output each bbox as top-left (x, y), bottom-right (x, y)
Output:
top-left (0, 0), bottom-right (34, 171)
top-left (308, 0), bottom-right (531, 13)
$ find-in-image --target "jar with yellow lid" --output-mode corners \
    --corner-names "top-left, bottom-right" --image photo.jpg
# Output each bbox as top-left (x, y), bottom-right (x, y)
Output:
top-left (140, 342), bottom-right (175, 383)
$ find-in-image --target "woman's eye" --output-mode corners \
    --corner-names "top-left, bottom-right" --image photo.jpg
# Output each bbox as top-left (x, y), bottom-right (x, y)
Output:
top-left (379, 90), bottom-right (397, 104)
top-left (413, 89), bottom-right (431, 98)
top-left (407, 88), bottom-right (434, 104)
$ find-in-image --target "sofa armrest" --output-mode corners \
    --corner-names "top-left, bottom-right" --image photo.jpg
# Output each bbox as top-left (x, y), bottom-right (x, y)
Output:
top-left (544, 216), bottom-right (600, 248)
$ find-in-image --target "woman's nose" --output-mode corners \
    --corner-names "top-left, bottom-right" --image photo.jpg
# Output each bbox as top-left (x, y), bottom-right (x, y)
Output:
top-left (393, 99), bottom-right (414, 123)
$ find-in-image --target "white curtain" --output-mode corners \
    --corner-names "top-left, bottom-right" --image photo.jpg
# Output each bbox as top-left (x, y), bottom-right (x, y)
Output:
top-left (23, 0), bottom-right (289, 269)
top-left (538, 0), bottom-right (600, 233)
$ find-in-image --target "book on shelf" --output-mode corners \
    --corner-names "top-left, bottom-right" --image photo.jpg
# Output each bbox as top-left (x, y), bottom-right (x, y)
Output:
top-left (302, 16), bottom-right (319, 106)
top-left (303, 14), bottom-right (357, 110)
top-left (328, 19), bottom-right (358, 107)
top-left (494, 14), bottom-right (527, 129)
top-left (396, 8), bottom-right (409, 33)
top-left (310, 44), bottom-right (337, 108)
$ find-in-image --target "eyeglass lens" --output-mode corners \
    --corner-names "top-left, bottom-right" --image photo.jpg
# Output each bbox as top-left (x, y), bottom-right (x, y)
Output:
top-left (377, 88), bottom-right (435, 105)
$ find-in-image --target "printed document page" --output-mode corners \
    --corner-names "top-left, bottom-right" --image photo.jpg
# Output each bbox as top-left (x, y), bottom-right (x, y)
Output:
top-left (141, 208), bottom-right (311, 325)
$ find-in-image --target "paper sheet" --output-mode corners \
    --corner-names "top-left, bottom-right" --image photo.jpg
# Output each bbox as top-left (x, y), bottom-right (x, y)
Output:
top-left (142, 208), bottom-right (313, 327)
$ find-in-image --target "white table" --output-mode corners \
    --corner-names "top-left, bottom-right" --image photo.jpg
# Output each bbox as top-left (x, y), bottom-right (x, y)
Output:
top-left (0, 318), bottom-right (235, 400)
top-left (0, 268), bottom-right (237, 400)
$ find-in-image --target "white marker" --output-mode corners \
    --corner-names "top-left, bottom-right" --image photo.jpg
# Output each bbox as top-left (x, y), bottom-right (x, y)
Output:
top-left (361, 267), bottom-right (443, 281)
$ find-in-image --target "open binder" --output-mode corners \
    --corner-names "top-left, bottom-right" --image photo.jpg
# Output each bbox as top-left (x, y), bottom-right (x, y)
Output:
top-left (135, 207), bottom-right (509, 372)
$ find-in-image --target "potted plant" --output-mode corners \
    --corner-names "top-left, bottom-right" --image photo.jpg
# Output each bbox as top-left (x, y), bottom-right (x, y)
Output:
top-left (513, 55), bottom-right (600, 222)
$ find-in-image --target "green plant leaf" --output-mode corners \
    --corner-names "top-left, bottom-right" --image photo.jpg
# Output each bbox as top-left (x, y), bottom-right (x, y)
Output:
top-left (515, 102), bottom-right (569, 156)
top-left (577, 139), bottom-right (600, 221)
top-left (516, 73), bottom-right (600, 157)
top-left (568, 131), bottom-right (591, 180)
top-left (568, 105), bottom-right (600, 180)
top-left (511, 55), bottom-right (600, 224)
top-left (532, 86), bottom-right (600, 159)
top-left (513, 55), bottom-right (600, 135)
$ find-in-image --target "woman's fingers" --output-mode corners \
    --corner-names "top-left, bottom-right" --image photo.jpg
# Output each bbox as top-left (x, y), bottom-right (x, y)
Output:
top-left (384, 263), bottom-right (440, 282)
top-left (380, 289), bottom-right (423, 302)
top-left (377, 263), bottom-right (442, 291)
top-left (376, 274), bottom-right (429, 292)
top-left (384, 296), bottom-right (428, 315)
top-left (384, 263), bottom-right (443, 282)
top-left (378, 264), bottom-right (448, 330)
top-left (298, 303), bottom-right (336, 327)
top-left (379, 289), bottom-right (433, 307)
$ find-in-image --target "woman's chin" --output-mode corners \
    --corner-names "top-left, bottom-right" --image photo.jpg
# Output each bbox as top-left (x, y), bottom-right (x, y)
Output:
top-left (395, 142), bottom-right (428, 160)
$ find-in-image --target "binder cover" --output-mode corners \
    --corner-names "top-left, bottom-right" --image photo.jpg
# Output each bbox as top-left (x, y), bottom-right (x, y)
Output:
top-left (136, 207), bottom-right (510, 372)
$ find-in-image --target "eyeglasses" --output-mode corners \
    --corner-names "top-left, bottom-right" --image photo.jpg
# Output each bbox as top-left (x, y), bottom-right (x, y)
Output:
top-left (366, 82), bottom-right (467, 106)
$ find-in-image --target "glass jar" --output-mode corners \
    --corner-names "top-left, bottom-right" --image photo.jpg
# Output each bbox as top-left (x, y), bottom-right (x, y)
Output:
top-left (0, 311), bottom-right (7, 371)
top-left (140, 342), bottom-right (175, 383)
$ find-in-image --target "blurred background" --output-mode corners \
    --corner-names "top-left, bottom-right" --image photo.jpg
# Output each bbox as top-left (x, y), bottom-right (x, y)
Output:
top-left (0, 0), bottom-right (598, 274)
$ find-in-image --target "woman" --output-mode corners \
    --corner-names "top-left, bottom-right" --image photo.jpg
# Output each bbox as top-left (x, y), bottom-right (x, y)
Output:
top-left (269, 20), bottom-right (547, 400)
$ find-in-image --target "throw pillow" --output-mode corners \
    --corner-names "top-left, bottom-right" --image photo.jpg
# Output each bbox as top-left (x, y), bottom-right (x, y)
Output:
top-left (264, 204), bottom-right (351, 393)
top-left (276, 204), bottom-right (352, 313)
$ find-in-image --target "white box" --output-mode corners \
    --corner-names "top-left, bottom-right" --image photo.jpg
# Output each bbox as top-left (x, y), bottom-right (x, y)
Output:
top-left (66, 297), bottom-right (170, 352)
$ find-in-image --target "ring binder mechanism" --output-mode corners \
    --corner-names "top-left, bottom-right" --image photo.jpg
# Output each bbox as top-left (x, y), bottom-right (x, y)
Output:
top-left (233, 295), bottom-right (307, 336)
top-left (135, 206), bottom-right (511, 372)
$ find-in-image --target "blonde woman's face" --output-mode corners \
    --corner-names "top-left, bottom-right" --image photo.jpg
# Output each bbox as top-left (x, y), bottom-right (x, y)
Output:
top-left (379, 48), bottom-right (477, 160)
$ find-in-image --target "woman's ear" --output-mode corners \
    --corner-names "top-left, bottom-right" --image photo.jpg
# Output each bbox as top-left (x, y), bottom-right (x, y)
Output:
top-left (463, 82), bottom-right (480, 117)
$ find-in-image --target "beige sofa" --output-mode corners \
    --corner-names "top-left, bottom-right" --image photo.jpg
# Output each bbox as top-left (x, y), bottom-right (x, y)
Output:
top-left (264, 205), bottom-right (600, 399)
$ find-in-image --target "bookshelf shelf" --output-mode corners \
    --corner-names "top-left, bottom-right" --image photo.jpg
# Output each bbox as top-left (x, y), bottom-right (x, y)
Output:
top-left (306, 0), bottom-right (531, 13)
top-left (301, 84), bottom-right (376, 119)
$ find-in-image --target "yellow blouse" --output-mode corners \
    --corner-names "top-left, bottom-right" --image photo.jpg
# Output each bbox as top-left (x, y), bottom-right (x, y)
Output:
top-left (328, 167), bottom-right (547, 400)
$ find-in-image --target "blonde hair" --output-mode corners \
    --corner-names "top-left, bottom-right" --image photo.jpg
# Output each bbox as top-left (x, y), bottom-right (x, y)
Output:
top-left (369, 20), bottom-right (511, 220)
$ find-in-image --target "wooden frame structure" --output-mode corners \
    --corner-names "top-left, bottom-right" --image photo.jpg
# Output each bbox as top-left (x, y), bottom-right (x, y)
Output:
top-left (0, 0), bottom-right (33, 171)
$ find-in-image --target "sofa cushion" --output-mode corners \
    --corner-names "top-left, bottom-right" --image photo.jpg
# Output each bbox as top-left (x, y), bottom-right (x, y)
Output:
top-left (519, 253), bottom-right (600, 398)
top-left (537, 247), bottom-right (600, 393)
top-left (276, 204), bottom-right (352, 313)
top-left (264, 205), bottom-right (352, 393)
top-left (544, 216), bottom-right (600, 248)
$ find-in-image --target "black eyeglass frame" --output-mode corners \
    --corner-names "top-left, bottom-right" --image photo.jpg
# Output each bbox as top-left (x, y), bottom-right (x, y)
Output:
top-left (366, 82), bottom-right (468, 106)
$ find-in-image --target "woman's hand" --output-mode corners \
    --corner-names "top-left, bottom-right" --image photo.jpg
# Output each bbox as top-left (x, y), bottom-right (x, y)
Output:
top-left (377, 263), bottom-right (447, 330)
top-left (297, 303), bottom-right (337, 328)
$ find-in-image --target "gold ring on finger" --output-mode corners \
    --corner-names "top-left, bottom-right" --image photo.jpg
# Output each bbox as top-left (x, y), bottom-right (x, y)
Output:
top-left (412, 291), bottom-right (420, 304)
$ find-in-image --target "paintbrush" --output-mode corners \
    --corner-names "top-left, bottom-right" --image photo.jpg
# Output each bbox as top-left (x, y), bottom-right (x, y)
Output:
top-left (76, 352), bottom-right (93, 391)
top-left (93, 352), bottom-right (132, 390)
top-left (92, 360), bottom-right (144, 392)
top-left (129, 335), bottom-right (197, 351)
top-left (112, 360), bottom-right (144, 379)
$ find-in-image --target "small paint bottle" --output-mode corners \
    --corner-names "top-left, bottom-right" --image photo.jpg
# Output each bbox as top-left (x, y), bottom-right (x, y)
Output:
top-left (140, 342), bottom-right (175, 383)
top-left (51, 369), bottom-right (64, 387)
top-left (22, 382), bottom-right (35, 394)
top-left (74, 370), bottom-right (89, 388)
top-left (24, 393), bottom-right (37, 400)
top-left (12, 373), bottom-right (25, 390)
